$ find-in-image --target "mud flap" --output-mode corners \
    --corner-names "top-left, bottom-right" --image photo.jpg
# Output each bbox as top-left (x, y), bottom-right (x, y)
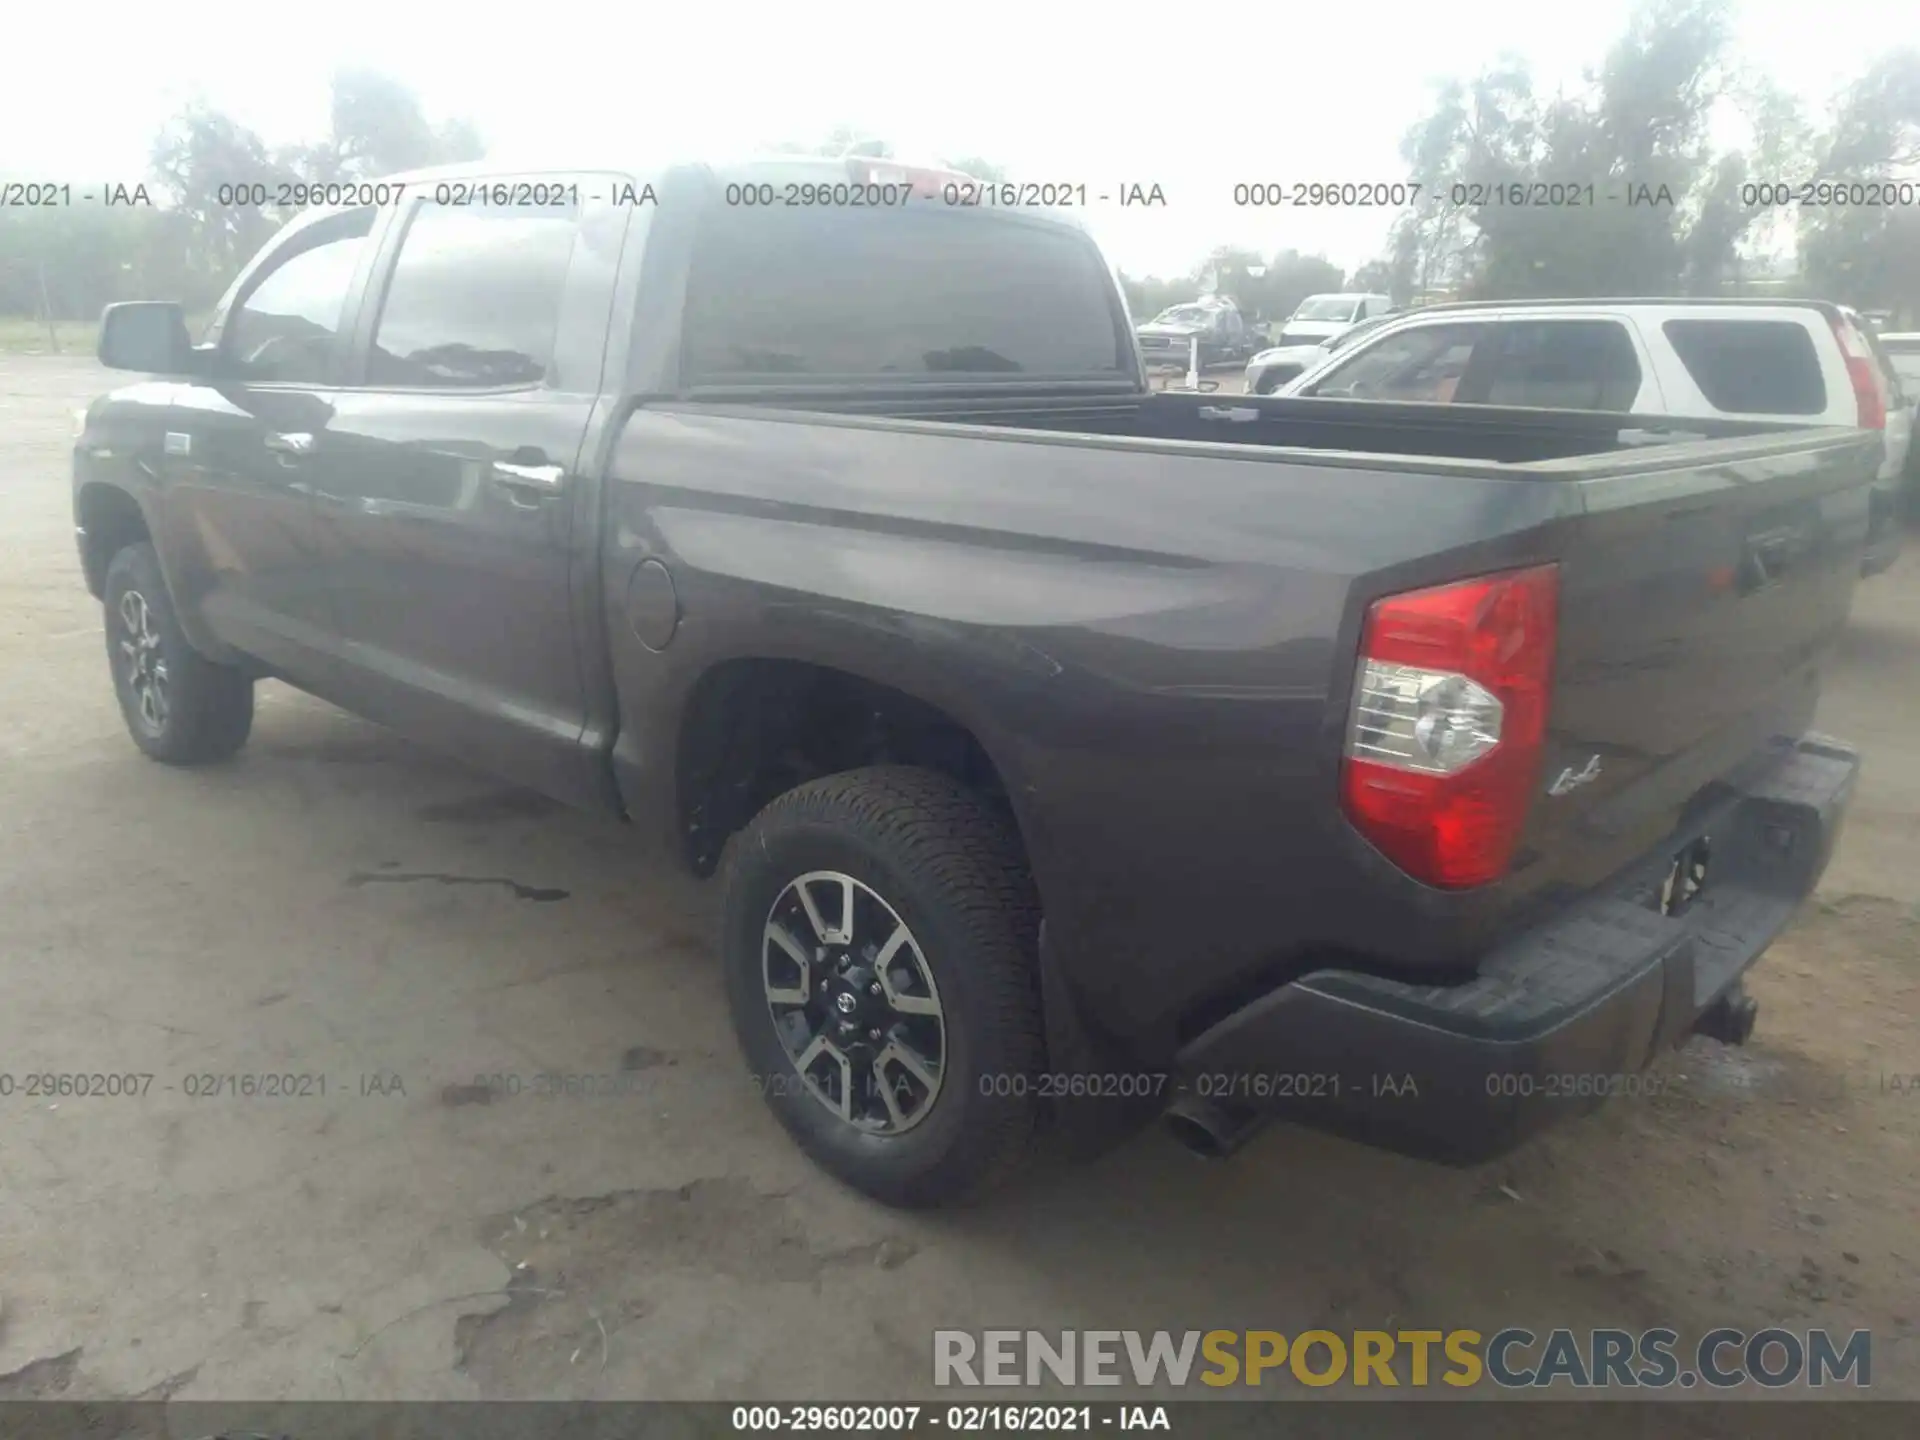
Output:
top-left (1035, 921), bottom-right (1170, 1159)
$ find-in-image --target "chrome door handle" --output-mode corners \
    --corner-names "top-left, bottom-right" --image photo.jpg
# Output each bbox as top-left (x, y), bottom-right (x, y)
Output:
top-left (265, 431), bottom-right (314, 456)
top-left (490, 461), bottom-right (567, 494)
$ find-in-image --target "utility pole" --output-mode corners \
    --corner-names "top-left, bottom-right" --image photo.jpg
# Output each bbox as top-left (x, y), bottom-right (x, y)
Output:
top-left (36, 259), bottom-right (60, 355)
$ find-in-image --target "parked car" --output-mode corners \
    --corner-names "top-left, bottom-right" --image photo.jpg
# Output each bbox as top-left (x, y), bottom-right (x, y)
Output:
top-left (1881, 332), bottom-right (1920, 392)
top-left (1279, 298), bottom-right (1908, 576)
top-left (1135, 297), bottom-right (1258, 370)
top-left (1245, 312), bottom-right (1397, 394)
top-left (1268, 292), bottom-right (1395, 350)
top-left (77, 157), bottom-right (1874, 1207)
top-left (1874, 331), bottom-right (1920, 511)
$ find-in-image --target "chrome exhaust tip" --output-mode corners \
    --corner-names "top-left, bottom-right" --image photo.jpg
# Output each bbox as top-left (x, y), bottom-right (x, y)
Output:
top-left (1163, 1096), bottom-right (1268, 1160)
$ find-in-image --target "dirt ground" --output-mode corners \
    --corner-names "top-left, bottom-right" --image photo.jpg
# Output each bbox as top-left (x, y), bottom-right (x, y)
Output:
top-left (0, 356), bottom-right (1915, 1410)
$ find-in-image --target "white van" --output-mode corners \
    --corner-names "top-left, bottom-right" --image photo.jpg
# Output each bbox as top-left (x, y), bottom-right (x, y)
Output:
top-left (1278, 299), bottom-right (1908, 575)
top-left (1269, 292), bottom-right (1395, 349)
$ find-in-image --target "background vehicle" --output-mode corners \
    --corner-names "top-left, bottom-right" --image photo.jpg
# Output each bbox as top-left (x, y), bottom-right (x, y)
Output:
top-left (1245, 312), bottom-right (1396, 394)
top-left (76, 157), bottom-right (1872, 1208)
top-left (1280, 298), bottom-right (1908, 574)
top-left (1873, 331), bottom-right (1920, 512)
top-left (1268, 291), bottom-right (1394, 350)
top-left (1135, 296), bottom-right (1258, 369)
top-left (1881, 332), bottom-right (1920, 393)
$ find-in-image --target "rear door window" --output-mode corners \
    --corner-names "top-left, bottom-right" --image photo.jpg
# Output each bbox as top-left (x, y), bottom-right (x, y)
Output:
top-left (368, 199), bottom-right (580, 389)
top-left (681, 203), bottom-right (1128, 382)
top-left (1661, 318), bottom-right (1827, 415)
top-left (1471, 320), bottom-right (1643, 411)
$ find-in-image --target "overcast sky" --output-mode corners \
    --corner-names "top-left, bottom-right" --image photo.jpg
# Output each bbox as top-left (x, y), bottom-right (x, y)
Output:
top-left (3, 0), bottom-right (1900, 276)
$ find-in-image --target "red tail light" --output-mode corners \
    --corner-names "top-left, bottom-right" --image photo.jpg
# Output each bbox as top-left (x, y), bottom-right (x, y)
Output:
top-left (1340, 564), bottom-right (1560, 889)
top-left (1830, 315), bottom-right (1887, 430)
top-left (845, 158), bottom-right (970, 200)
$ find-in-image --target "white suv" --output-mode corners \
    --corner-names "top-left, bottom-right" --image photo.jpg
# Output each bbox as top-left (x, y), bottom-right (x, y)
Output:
top-left (1279, 299), bottom-right (1908, 575)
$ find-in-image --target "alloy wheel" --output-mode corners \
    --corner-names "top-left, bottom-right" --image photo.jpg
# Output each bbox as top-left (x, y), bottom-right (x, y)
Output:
top-left (116, 590), bottom-right (170, 735)
top-left (763, 870), bottom-right (947, 1135)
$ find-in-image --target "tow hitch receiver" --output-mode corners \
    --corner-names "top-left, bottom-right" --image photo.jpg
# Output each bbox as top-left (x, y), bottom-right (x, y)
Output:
top-left (1694, 981), bottom-right (1759, 1046)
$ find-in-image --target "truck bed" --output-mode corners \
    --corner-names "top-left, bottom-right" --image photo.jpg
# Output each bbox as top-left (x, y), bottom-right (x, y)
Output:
top-left (602, 394), bottom-right (1880, 1059)
top-left (674, 387), bottom-right (1835, 466)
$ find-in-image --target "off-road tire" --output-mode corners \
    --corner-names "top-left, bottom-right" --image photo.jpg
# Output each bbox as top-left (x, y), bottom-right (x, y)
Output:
top-left (720, 766), bottom-right (1044, 1208)
top-left (103, 542), bottom-right (254, 764)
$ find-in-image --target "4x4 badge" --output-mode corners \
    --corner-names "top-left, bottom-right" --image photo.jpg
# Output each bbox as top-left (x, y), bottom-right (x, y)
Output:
top-left (1548, 755), bottom-right (1603, 796)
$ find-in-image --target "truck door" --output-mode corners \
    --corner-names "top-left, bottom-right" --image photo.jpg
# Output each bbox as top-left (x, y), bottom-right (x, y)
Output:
top-left (311, 182), bottom-right (626, 806)
top-left (164, 207), bottom-right (380, 682)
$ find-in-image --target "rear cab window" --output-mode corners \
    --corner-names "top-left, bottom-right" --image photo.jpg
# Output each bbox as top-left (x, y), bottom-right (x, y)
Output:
top-left (680, 197), bottom-right (1131, 385)
top-left (1661, 318), bottom-right (1827, 416)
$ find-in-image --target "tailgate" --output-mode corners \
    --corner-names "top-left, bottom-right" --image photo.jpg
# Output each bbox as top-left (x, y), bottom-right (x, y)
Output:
top-left (1522, 429), bottom-right (1879, 892)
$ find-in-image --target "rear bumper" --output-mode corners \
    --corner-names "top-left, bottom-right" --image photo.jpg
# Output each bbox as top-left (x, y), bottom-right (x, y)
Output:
top-left (1175, 733), bottom-right (1859, 1163)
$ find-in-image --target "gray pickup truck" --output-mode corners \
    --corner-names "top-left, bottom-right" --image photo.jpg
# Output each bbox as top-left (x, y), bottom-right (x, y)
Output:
top-left (75, 155), bottom-right (1872, 1207)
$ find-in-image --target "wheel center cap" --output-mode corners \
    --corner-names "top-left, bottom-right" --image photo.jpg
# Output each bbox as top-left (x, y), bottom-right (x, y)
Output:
top-left (834, 992), bottom-right (858, 1015)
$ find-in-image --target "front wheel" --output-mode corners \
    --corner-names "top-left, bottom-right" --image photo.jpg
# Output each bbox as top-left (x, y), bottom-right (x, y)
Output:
top-left (720, 766), bottom-right (1044, 1208)
top-left (103, 542), bottom-right (254, 764)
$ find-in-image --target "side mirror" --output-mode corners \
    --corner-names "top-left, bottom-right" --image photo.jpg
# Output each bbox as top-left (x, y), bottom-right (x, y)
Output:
top-left (98, 302), bottom-right (193, 376)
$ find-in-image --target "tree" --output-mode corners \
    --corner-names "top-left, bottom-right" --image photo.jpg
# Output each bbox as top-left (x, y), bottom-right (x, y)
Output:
top-left (1378, 0), bottom-right (1757, 301)
top-left (1117, 273), bottom-right (1192, 322)
top-left (1256, 250), bottom-right (1347, 319)
top-left (279, 70), bottom-right (485, 184)
top-left (1726, 74), bottom-right (1818, 283)
top-left (0, 203), bottom-right (173, 322)
top-left (147, 104), bottom-right (293, 305)
top-left (3, 75), bottom-right (489, 325)
top-left (144, 75), bottom-right (484, 299)
top-left (1384, 75), bottom-right (1483, 302)
top-left (1796, 49), bottom-right (1920, 316)
top-left (1347, 258), bottom-right (1394, 294)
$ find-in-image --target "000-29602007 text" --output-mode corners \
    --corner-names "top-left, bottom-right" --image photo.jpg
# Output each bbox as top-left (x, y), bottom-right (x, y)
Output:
top-left (977, 1072), bottom-right (1169, 1099)
top-left (213, 181), bottom-right (412, 210)
top-left (1232, 181), bottom-right (1422, 207)
top-left (1741, 179), bottom-right (1920, 208)
top-left (730, 1406), bottom-right (1117, 1432)
top-left (0, 1072), bottom-right (155, 1097)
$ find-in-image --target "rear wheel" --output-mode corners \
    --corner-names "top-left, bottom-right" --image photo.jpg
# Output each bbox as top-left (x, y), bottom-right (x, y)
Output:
top-left (103, 542), bottom-right (253, 764)
top-left (720, 766), bottom-right (1044, 1208)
